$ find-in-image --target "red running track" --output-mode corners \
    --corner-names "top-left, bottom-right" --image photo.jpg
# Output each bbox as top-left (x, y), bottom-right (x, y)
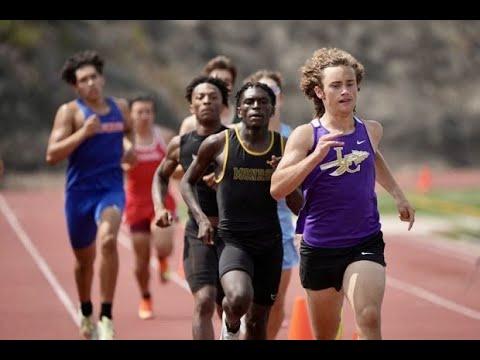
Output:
top-left (1, 188), bottom-right (479, 340)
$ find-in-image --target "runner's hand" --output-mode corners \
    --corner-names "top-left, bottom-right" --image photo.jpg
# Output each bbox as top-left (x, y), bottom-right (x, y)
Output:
top-left (198, 218), bottom-right (215, 245)
top-left (155, 209), bottom-right (173, 228)
top-left (312, 132), bottom-right (344, 162)
top-left (267, 155), bottom-right (282, 169)
top-left (397, 199), bottom-right (415, 231)
top-left (81, 114), bottom-right (101, 138)
top-left (202, 172), bottom-right (217, 189)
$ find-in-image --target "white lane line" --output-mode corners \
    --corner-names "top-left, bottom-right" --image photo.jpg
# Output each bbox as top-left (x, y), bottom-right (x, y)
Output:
top-left (4, 192), bottom-right (477, 326)
top-left (387, 276), bottom-right (480, 321)
top-left (118, 229), bottom-right (190, 292)
top-left (121, 226), bottom-right (480, 321)
top-left (0, 194), bottom-right (79, 326)
top-left (388, 235), bottom-right (480, 264)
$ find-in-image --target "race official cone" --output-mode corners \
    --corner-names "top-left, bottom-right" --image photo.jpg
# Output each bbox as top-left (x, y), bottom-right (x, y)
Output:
top-left (416, 165), bottom-right (432, 194)
top-left (288, 296), bottom-right (314, 340)
top-left (288, 296), bottom-right (344, 340)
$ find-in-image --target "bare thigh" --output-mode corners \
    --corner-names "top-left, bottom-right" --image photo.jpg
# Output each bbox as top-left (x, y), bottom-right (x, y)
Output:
top-left (343, 260), bottom-right (385, 321)
top-left (305, 287), bottom-right (343, 339)
top-left (97, 207), bottom-right (122, 242)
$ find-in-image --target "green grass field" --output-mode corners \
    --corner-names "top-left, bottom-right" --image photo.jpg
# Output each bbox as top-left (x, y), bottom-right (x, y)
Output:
top-left (176, 187), bottom-right (480, 241)
top-left (377, 188), bottom-right (480, 217)
top-left (378, 188), bottom-right (480, 241)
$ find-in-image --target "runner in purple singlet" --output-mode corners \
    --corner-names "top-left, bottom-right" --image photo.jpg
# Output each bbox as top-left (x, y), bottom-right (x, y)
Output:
top-left (271, 47), bottom-right (415, 340)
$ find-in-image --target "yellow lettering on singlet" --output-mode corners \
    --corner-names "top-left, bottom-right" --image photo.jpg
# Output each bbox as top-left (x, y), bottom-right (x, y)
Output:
top-left (233, 167), bottom-right (274, 181)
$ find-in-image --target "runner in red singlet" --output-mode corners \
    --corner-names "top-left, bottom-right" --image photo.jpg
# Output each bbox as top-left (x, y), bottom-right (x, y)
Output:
top-left (123, 94), bottom-right (177, 320)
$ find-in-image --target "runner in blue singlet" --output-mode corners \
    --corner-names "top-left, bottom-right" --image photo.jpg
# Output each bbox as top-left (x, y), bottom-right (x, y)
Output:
top-left (46, 50), bottom-right (135, 340)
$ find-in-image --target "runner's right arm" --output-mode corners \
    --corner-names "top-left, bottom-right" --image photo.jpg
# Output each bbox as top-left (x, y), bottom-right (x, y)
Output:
top-left (152, 135), bottom-right (181, 227)
top-left (180, 132), bottom-right (225, 245)
top-left (271, 124), bottom-right (344, 200)
top-left (46, 103), bottom-right (100, 165)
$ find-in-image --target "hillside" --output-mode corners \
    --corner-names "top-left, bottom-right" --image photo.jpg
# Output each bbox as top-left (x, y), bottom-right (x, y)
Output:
top-left (1, 20), bottom-right (479, 171)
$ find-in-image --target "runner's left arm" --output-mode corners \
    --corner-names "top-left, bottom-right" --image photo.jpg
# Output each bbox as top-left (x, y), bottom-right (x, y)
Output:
top-left (366, 120), bottom-right (415, 230)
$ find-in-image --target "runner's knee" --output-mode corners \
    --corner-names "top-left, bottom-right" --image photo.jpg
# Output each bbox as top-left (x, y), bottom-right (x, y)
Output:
top-left (356, 305), bottom-right (380, 330)
top-left (195, 293), bottom-right (216, 317)
top-left (99, 233), bottom-right (117, 254)
top-left (226, 290), bottom-right (251, 315)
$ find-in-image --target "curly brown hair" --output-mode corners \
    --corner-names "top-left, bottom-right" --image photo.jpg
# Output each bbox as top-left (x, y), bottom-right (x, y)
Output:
top-left (300, 48), bottom-right (364, 118)
top-left (202, 55), bottom-right (237, 85)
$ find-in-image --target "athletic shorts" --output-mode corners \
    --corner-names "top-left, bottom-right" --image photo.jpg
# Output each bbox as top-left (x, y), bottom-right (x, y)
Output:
top-left (65, 189), bottom-right (125, 249)
top-left (183, 230), bottom-right (225, 305)
top-left (125, 192), bottom-right (176, 233)
top-left (300, 231), bottom-right (386, 291)
top-left (219, 231), bottom-right (283, 306)
top-left (128, 218), bottom-right (151, 233)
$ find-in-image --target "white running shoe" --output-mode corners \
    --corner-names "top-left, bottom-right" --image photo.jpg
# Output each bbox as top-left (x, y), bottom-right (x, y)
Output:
top-left (78, 311), bottom-right (97, 340)
top-left (97, 316), bottom-right (115, 340)
top-left (219, 311), bottom-right (240, 340)
top-left (240, 315), bottom-right (246, 336)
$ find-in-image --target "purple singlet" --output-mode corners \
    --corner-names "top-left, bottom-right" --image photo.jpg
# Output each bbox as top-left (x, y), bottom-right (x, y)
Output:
top-left (296, 116), bottom-right (381, 248)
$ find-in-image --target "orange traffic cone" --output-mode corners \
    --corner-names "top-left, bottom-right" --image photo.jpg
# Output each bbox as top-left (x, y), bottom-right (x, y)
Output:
top-left (416, 165), bottom-right (432, 194)
top-left (288, 296), bottom-right (314, 340)
top-left (287, 296), bottom-right (344, 340)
